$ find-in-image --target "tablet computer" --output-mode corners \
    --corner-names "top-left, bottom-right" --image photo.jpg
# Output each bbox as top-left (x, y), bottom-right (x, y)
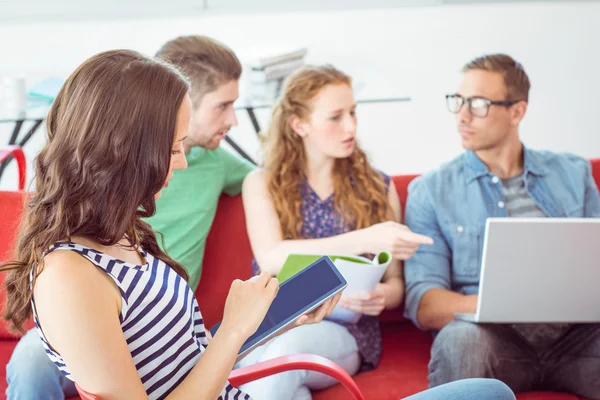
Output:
top-left (210, 256), bottom-right (347, 362)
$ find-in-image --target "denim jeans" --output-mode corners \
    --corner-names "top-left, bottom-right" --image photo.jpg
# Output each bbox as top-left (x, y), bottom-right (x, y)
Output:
top-left (6, 329), bottom-right (77, 400)
top-left (406, 378), bottom-right (515, 400)
top-left (429, 321), bottom-right (600, 399)
top-left (236, 320), bottom-right (361, 400)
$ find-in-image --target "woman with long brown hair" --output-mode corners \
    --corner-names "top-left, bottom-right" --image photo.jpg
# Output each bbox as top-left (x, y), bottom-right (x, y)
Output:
top-left (239, 65), bottom-right (434, 398)
top-left (0, 50), bottom-right (338, 400)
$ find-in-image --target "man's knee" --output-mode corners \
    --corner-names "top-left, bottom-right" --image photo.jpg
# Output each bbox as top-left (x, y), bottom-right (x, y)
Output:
top-left (432, 321), bottom-right (495, 359)
top-left (429, 321), bottom-right (497, 385)
top-left (544, 324), bottom-right (600, 398)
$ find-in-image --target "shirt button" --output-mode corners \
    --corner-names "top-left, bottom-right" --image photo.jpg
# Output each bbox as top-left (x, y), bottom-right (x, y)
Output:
top-left (457, 225), bottom-right (464, 233)
top-left (498, 201), bottom-right (505, 208)
top-left (492, 176), bottom-right (500, 184)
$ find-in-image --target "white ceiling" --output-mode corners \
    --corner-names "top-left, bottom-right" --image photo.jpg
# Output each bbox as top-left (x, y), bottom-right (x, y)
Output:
top-left (0, 0), bottom-right (597, 24)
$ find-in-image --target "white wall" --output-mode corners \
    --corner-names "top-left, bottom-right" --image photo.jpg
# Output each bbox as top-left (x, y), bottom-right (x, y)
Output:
top-left (1, 1), bottom-right (599, 190)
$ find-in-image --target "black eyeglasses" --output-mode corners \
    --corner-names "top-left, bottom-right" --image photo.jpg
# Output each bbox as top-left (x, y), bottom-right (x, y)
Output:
top-left (446, 94), bottom-right (523, 118)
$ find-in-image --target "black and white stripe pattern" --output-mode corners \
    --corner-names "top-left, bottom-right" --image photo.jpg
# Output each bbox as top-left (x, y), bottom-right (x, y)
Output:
top-left (31, 242), bottom-right (250, 400)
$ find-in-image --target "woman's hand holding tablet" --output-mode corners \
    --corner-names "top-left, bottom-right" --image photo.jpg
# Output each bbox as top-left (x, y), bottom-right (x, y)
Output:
top-left (211, 257), bottom-right (347, 361)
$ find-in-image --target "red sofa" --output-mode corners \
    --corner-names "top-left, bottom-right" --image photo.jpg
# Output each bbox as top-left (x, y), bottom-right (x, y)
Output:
top-left (1, 159), bottom-right (599, 400)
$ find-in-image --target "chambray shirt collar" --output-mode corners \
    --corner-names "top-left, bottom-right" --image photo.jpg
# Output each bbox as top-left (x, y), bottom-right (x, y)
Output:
top-left (464, 145), bottom-right (548, 183)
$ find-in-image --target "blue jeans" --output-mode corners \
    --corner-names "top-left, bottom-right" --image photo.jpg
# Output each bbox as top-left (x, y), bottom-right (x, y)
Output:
top-left (6, 329), bottom-right (77, 400)
top-left (406, 379), bottom-right (514, 400)
top-left (429, 321), bottom-right (600, 399)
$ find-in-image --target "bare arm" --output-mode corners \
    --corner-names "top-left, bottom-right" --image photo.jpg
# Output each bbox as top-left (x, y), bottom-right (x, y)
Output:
top-left (417, 290), bottom-right (478, 331)
top-left (168, 329), bottom-right (245, 400)
top-left (242, 170), bottom-right (369, 275)
top-left (34, 252), bottom-right (254, 400)
top-left (242, 171), bottom-right (432, 276)
top-left (35, 251), bottom-right (149, 400)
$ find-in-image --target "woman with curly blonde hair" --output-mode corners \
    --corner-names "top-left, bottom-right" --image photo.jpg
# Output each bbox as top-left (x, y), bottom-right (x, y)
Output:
top-left (239, 65), bottom-right (434, 399)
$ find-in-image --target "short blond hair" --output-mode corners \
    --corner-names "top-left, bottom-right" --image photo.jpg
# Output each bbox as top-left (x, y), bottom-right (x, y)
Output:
top-left (463, 54), bottom-right (530, 102)
top-left (156, 35), bottom-right (241, 106)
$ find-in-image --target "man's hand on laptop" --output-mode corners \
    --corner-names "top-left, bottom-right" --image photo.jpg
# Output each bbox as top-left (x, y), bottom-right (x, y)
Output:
top-left (466, 295), bottom-right (478, 314)
top-left (418, 290), bottom-right (479, 330)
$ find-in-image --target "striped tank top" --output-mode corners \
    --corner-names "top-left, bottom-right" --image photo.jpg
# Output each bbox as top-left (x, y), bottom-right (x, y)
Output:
top-left (30, 242), bottom-right (250, 400)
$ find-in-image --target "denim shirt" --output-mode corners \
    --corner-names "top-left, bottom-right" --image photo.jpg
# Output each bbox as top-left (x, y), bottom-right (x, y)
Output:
top-left (403, 147), bottom-right (600, 329)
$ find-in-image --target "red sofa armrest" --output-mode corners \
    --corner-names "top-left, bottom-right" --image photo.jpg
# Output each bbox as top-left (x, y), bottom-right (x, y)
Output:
top-left (229, 353), bottom-right (365, 400)
top-left (0, 146), bottom-right (26, 190)
top-left (75, 354), bottom-right (366, 400)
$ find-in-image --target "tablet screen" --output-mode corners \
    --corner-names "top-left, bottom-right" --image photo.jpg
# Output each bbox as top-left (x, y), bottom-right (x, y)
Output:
top-left (210, 257), bottom-right (346, 355)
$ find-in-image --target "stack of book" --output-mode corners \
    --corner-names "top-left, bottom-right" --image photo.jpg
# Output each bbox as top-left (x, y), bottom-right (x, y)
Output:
top-left (248, 48), bottom-right (308, 103)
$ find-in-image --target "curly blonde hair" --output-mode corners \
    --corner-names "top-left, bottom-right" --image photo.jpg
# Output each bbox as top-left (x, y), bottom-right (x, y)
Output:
top-left (261, 65), bottom-right (391, 239)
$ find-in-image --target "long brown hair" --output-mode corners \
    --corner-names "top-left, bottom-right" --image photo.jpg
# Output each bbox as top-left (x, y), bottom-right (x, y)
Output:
top-left (0, 49), bottom-right (190, 333)
top-left (261, 65), bottom-right (391, 239)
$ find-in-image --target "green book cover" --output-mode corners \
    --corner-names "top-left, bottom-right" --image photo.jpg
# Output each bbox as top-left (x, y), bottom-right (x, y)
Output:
top-left (277, 252), bottom-right (391, 283)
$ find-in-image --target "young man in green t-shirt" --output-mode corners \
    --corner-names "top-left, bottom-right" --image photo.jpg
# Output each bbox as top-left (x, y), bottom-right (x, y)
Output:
top-left (5, 35), bottom-right (254, 399)
top-left (146, 35), bottom-right (255, 290)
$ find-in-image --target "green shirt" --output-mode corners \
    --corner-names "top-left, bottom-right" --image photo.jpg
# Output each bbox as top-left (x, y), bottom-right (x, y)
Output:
top-left (145, 146), bottom-right (254, 290)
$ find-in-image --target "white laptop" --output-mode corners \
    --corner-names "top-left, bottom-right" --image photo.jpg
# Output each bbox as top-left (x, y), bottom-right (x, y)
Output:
top-left (455, 218), bottom-right (600, 323)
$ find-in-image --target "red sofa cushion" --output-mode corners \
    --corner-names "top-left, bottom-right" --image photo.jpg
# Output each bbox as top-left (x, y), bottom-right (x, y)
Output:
top-left (314, 323), bottom-right (432, 399)
top-left (592, 159), bottom-right (600, 189)
top-left (0, 191), bottom-right (33, 339)
top-left (0, 191), bottom-right (25, 264)
top-left (196, 193), bottom-right (254, 330)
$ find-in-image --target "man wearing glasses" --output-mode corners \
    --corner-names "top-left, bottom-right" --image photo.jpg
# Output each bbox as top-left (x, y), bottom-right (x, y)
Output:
top-left (403, 54), bottom-right (600, 397)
